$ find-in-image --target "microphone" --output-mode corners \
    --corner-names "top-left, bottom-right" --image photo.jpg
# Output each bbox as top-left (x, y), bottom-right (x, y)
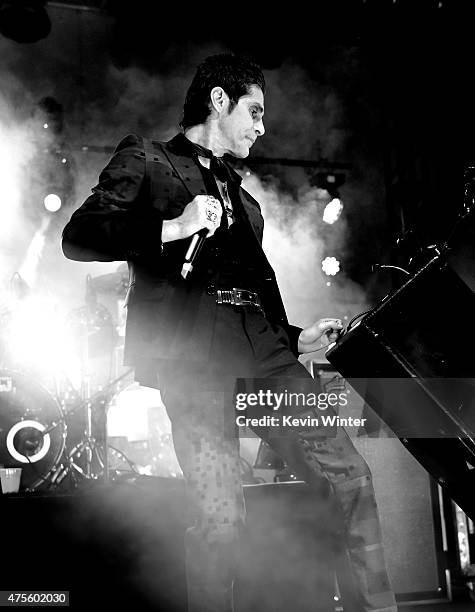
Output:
top-left (181, 228), bottom-right (209, 279)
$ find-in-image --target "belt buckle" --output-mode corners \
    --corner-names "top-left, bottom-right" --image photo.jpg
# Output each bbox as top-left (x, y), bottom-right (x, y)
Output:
top-left (233, 288), bottom-right (263, 313)
top-left (233, 288), bottom-right (251, 306)
top-left (215, 287), bottom-right (264, 314)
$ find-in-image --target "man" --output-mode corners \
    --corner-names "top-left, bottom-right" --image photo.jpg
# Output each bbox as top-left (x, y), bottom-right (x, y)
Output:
top-left (62, 54), bottom-right (397, 612)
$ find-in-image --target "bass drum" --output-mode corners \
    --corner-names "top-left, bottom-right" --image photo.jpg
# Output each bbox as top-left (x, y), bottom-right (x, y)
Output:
top-left (0, 370), bottom-right (66, 491)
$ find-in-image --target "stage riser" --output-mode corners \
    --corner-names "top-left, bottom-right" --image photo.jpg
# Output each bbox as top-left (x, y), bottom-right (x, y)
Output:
top-left (0, 480), bottom-right (337, 612)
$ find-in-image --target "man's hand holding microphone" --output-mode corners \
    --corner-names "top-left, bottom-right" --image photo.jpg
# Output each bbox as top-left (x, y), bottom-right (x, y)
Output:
top-left (160, 195), bottom-right (222, 279)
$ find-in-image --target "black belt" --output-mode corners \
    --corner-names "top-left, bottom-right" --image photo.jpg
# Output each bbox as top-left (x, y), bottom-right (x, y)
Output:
top-left (207, 286), bottom-right (264, 314)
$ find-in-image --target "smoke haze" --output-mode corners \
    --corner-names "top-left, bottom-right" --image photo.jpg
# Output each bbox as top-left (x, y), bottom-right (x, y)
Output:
top-left (0, 14), bottom-right (383, 392)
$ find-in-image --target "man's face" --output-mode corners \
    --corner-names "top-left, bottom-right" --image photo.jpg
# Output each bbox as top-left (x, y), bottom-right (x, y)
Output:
top-left (217, 85), bottom-right (265, 158)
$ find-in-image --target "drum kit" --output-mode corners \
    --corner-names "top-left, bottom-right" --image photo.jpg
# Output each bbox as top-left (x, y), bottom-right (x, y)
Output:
top-left (0, 267), bottom-right (180, 493)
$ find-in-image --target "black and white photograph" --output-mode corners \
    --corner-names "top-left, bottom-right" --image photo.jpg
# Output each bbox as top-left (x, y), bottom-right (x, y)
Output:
top-left (0, 1), bottom-right (473, 611)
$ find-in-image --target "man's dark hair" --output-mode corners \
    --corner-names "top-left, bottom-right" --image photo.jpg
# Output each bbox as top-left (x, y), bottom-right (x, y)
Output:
top-left (180, 54), bottom-right (265, 130)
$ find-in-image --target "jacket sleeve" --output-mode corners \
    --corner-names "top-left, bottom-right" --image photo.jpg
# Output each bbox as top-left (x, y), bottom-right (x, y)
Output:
top-left (62, 134), bottom-right (164, 262)
top-left (285, 324), bottom-right (303, 357)
top-left (243, 191), bottom-right (303, 357)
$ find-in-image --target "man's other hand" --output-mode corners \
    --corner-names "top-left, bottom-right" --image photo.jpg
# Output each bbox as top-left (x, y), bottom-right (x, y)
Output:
top-left (297, 318), bottom-right (343, 353)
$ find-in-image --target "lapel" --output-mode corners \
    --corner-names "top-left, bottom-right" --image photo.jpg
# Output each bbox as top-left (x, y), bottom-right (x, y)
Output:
top-left (161, 141), bottom-right (206, 200)
top-left (160, 135), bottom-right (273, 273)
top-left (162, 135), bottom-right (265, 242)
top-left (236, 186), bottom-right (264, 244)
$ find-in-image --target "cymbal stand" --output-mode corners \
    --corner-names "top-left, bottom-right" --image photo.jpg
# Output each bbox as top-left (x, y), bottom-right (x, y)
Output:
top-left (48, 367), bottom-right (133, 488)
top-left (50, 275), bottom-right (115, 487)
top-left (70, 366), bottom-right (106, 481)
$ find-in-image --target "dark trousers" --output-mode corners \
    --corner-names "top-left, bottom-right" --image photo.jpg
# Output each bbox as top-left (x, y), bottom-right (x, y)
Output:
top-left (157, 304), bottom-right (397, 612)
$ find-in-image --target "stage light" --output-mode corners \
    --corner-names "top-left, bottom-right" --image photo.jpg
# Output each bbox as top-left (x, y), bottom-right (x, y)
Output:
top-left (29, 97), bottom-right (74, 215)
top-left (322, 256), bottom-right (340, 276)
top-left (43, 193), bottom-right (62, 212)
top-left (0, 0), bottom-right (51, 43)
top-left (35, 97), bottom-right (64, 135)
top-left (323, 197), bottom-right (343, 224)
top-left (2, 295), bottom-right (81, 384)
top-left (18, 218), bottom-right (50, 286)
top-left (311, 172), bottom-right (345, 194)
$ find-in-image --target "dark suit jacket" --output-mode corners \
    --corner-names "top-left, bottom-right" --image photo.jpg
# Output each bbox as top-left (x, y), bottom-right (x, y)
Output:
top-left (62, 133), bottom-right (302, 365)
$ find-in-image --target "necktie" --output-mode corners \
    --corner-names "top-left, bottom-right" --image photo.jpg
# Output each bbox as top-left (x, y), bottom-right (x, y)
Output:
top-left (189, 141), bottom-right (231, 183)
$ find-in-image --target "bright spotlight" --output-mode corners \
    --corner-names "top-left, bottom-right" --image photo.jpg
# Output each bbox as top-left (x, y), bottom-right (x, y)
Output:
top-left (2, 295), bottom-right (81, 385)
top-left (323, 198), bottom-right (343, 224)
top-left (43, 193), bottom-right (62, 212)
top-left (322, 256), bottom-right (340, 276)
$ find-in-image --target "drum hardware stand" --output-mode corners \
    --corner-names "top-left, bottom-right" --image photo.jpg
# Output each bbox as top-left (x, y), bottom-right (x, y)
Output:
top-left (46, 275), bottom-right (132, 489)
top-left (47, 367), bottom-right (133, 488)
top-left (60, 275), bottom-right (107, 484)
top-left (12, 273), bottom-right (135, 490)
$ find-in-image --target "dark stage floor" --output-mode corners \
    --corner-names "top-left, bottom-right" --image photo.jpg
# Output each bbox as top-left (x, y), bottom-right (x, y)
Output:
top-left (1, 478), bottom-right (473, 611)
top-left (400, 605), bottom-right (474, 612)
top-left (399, 601), bottom-right (475, 612)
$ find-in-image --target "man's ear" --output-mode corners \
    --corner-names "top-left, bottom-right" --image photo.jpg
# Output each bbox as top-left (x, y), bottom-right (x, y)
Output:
top-left (210, 87), bottom-right (228, 114)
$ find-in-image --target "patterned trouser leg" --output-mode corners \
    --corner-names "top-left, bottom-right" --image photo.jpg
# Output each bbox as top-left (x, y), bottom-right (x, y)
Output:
top-left (266, 424), bottom-right (398, 612)
top-left (170, 395), bottom-right (245, 612)
top-left (160, 335), bottom-right (396, 611)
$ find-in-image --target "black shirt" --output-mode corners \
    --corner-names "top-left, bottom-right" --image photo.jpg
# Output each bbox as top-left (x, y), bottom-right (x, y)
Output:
top-left (176, 134), bottom-right (267, 291)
